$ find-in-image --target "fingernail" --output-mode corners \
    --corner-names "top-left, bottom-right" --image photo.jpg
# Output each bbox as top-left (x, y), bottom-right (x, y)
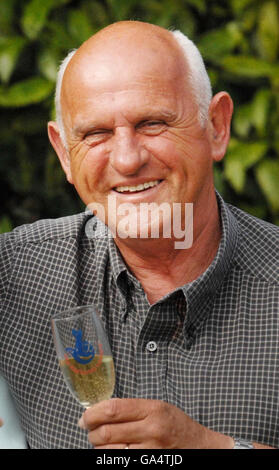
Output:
top-left (78, 416), bottom-right (85, 429)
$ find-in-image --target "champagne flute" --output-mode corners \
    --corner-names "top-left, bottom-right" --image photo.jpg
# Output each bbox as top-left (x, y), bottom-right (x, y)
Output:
top-left (51, 305), bottom-right (115, 409)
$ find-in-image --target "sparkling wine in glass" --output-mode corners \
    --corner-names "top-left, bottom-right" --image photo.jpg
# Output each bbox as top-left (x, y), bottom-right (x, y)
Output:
top-left (51, 305), bottom-right (115, 408)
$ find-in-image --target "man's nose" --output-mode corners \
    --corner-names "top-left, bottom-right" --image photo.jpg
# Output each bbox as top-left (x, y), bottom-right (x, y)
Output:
top-left (109, 128), bottom-right (149, 175)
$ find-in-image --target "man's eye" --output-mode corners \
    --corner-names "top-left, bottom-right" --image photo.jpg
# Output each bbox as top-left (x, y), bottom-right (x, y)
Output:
top-left (144, 121), bottom-right (164, 126)
top-left (84, 130), bottom-right (112, 143)
top-left (85, 130), bottom-right (108, 137)
top-left (137, 120), bottom-right (166, 134)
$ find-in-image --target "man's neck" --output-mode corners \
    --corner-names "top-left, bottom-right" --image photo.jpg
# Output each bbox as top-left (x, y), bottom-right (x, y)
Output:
top-left (114, 196), bottom-right (222, 304)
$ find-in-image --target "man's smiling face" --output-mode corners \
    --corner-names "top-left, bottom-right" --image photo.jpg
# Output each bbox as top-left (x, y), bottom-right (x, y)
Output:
top-left (53, 23), bottom-right (218, 239)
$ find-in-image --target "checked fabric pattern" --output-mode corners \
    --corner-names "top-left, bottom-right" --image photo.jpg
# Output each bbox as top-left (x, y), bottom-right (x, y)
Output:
top-left (0, 193), bottom-right (278, 448)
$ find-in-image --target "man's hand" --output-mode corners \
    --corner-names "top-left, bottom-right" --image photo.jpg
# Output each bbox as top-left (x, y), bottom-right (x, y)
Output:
top-left (0, 418), bottom-right (3, 427)
top-left (78, 398), bottom-right (233, 449)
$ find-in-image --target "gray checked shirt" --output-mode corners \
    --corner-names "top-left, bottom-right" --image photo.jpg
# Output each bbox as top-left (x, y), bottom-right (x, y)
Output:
top-left (0, 193), bottom-right (278, 448)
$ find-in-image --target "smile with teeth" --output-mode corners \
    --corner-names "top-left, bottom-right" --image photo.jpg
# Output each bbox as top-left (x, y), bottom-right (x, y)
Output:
top-left (114, 180), bottom-right (161, 193)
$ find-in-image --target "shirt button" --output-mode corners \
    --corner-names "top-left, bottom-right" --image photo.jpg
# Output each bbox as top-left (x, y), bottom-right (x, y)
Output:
top-left (146, 341), bottom-right (157, 352)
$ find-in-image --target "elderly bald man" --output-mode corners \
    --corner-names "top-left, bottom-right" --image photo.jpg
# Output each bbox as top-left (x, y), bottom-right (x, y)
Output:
top-left (0, 21), bottom-right (278, 449)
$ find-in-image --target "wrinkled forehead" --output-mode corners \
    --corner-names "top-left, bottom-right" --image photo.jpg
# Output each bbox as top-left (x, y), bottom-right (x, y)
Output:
top-left (61, 26), bottom-right (189, 104)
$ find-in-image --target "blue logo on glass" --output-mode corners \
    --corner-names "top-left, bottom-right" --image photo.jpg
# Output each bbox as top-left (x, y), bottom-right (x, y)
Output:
top-left (66, 329), bottom-right (95, 364)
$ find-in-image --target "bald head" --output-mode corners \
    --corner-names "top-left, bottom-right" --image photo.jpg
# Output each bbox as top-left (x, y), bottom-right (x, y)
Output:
top-left (80, 20), bottom-right (178, 50)
top-left (65, 22), bottom-right (185, 86)
top-left (55, 21), bottom-right (212, 147)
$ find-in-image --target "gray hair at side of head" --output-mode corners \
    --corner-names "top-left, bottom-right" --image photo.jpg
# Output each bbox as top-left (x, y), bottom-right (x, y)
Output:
top-left (170, 30), bottom-right (212, 125)
top-left (55, 49), bottom-right (77, 149)
top-left (54, 29), bottom-right (212, 148)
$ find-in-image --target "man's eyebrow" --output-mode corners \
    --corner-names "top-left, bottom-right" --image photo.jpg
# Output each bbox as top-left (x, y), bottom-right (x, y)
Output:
top-left (137, 109), bottom-right (177, 121)
top-left (73, 122), bottom-right (103, 135)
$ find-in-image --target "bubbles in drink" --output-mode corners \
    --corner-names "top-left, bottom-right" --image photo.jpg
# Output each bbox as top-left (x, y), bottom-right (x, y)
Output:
top-left (60, 355), bottom-right (115, 408)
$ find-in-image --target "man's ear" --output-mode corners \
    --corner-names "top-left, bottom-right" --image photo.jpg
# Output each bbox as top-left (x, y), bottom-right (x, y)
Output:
top-left (208, 92), bottom-right (233, 162)
top-left (47, 121), bottom-right (73, 184)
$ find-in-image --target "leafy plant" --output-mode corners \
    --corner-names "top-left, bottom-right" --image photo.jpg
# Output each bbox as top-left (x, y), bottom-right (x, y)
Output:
top-left (0, 0), bottom-right (278, 232)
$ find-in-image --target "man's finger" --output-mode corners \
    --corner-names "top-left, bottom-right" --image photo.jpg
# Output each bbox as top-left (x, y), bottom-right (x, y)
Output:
top-left (88, 419), bottom-right (148, 446)
top-left (94, 443), bottom-right (129, 449)
top-left (80, 398), bottom-right (152, 430)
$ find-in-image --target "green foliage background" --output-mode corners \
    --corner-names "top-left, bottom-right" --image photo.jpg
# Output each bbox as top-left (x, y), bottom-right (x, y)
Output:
top-left (1, 0), bottom-right (279, 233)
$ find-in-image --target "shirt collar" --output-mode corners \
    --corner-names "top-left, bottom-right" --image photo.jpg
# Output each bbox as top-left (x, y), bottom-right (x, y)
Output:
top-left (87, 218), bottom-right (132, 303)
top-left (180, 192), bottom-right (239, 341)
